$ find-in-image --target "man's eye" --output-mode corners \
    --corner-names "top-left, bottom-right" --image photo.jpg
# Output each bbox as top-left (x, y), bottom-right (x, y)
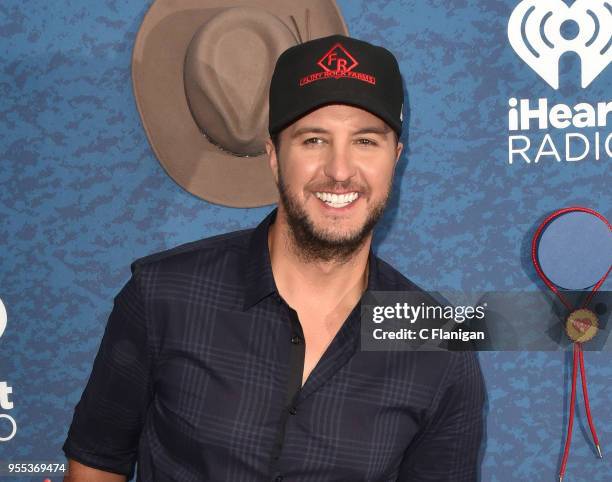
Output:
top-left (356, 138), bottom-right (377, 146)
top-left (304, 137), bottom-right (324, 145)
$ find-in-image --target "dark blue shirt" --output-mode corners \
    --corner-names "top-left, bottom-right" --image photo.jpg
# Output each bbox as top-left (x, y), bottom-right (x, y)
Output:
top-left (62, 207), bottom-right (485, 481)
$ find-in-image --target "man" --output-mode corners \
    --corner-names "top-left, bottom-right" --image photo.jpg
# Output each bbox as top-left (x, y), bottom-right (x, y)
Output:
top-left (63, 35), bottom-right (485, 481)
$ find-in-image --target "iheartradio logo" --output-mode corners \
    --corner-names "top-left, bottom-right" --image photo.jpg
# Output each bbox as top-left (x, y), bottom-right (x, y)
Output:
top-left (508, 0), bottom-right (611, 89)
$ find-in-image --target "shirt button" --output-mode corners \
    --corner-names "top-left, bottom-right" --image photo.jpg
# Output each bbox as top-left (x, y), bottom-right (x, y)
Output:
top-left (288, 406), bottom-right (297, 415)
top-left (291, 335), bottom-right (301, 344)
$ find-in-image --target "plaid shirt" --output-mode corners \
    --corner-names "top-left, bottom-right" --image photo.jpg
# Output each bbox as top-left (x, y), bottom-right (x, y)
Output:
top-left (62, 207), bottom-right (485, 481)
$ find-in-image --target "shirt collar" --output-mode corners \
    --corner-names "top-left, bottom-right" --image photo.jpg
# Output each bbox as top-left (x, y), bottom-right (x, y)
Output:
top-left (242, 207), bottom-right (384, 311)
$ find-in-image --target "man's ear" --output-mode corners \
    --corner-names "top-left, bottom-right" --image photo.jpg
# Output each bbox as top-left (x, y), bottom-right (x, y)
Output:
top-left (265, 137), bottom-right (279, 185)
top-left (394, 141), bottom-right (404, 168)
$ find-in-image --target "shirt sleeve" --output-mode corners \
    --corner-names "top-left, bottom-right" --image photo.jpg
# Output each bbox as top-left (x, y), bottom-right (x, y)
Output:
top-left (62, 263), bottom-right (154, 479)
top-left (396, 351), bottom-right (486, 481)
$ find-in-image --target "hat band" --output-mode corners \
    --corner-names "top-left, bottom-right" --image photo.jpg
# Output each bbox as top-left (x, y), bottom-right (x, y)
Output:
top-left (197, 125), bottom-right (266, 158)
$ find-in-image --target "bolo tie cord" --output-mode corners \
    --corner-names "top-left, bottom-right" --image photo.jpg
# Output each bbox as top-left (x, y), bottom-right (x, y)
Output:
top-left (531, 206), bottom-right (611, 481)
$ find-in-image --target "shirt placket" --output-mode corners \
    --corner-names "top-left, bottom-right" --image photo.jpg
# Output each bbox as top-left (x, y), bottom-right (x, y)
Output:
top-left (267, 292), bottom-right (364, 481)
top-left (269, 297), bottom-right (305, 480)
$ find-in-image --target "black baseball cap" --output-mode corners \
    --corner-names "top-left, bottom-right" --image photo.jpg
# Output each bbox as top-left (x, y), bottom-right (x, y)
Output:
top-left (268, 34), bottom-right (404, 137)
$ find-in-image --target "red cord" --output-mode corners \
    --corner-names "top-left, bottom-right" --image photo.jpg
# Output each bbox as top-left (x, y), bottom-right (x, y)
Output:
top-left (559, 343), bottom-right (579, 481)
top-left (530, 206), bottom-right (611, 311)
top-left (583, 265), bottom-right (612, 308)
top-left (578, 344), bottom-right (600, 450)
top-left (531, 206), bottom-right (611, 480)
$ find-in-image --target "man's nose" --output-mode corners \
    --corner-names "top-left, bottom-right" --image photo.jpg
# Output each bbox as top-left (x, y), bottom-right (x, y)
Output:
top-left (323, 142), bottom-right (356, 182)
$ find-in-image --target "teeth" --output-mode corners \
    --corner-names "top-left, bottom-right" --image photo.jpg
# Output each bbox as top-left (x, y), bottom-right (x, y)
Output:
top-left (315, 192), bottom-right (359, 207)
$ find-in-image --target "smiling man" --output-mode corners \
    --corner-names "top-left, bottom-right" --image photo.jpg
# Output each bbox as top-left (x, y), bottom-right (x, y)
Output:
top-left (63, 35), bottom-right (485, 481)
top-left (267, 101), bottom-right (402, 387)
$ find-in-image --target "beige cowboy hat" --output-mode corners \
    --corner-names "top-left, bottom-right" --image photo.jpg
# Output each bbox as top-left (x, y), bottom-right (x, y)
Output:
top-left (131, 0), bottom-right (349, 208)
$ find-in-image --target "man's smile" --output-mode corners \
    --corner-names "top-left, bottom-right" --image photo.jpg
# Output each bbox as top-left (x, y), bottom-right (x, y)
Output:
top-left (314, 191), bottom-right (360, 209)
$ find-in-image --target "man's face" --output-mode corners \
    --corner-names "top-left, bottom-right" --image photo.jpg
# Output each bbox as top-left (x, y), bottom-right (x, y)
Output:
top-left (266, 104), bottom-right (403, 263)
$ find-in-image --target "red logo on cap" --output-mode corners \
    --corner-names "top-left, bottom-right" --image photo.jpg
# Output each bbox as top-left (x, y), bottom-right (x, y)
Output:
top-left (318, 43), bottom-right (358, 73)
top-left (299, 42), bottom-right (376, 87)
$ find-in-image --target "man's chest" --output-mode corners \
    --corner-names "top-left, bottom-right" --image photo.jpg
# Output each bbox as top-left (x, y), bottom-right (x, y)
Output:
top-left (147, 304), bottom-right (441, 480)
top-left (298, 307), bottom-right (348, 387)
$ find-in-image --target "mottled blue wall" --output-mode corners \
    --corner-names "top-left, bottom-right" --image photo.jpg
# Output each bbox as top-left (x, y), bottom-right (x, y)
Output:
top-left (0, 0), bottom-right (610, 480)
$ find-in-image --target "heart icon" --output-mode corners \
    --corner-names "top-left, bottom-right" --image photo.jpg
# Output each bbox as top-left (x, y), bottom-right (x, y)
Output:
top-left (571, 317), bottom-right (592, 333)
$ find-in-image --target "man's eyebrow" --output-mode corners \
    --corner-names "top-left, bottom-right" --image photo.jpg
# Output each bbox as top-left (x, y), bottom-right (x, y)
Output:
top-left (352, 125), bottom-right (391, 136)
top-left (290, 125), bottom-right (391, 138)
top-left (290, 127), bottom-right (330, 138)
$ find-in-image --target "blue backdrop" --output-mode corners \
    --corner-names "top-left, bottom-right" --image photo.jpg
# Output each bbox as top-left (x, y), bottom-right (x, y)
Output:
top-left (0, 0), bottom-right (610, 480)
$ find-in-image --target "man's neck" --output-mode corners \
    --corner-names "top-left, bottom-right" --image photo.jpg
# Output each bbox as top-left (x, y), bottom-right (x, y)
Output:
top-left (267, 212), bottom-right (371, 310)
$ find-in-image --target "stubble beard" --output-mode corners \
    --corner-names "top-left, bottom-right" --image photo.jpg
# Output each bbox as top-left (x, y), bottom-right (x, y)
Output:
top-left (276, 161), bottom-right (392, 265)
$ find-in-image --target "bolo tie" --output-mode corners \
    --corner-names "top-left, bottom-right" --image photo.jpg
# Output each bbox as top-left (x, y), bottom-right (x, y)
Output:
top-left (531, 206), bottom-right (612, 481)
